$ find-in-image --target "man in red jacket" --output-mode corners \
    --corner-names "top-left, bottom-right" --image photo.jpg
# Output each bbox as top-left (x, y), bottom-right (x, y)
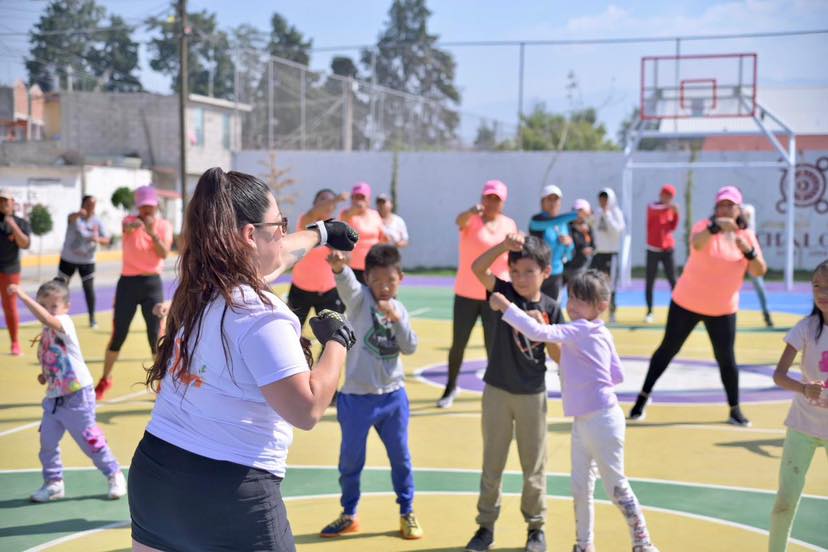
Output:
top-left (644, 184), bottom-right (679, 323)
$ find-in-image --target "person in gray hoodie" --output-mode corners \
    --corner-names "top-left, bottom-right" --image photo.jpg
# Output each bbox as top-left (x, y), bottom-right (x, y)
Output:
top-left (320, 244), bottom-right (423, 540)
top-left (591, 188), bottom-right (626, 323)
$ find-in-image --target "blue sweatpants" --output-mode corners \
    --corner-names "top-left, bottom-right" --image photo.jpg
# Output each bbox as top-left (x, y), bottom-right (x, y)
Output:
top-left (337, 388), bottom-right (415, 515)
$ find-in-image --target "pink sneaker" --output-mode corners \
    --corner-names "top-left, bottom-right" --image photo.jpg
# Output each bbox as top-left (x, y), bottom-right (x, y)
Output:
top-left (11, 342), bottom-right (22, 356)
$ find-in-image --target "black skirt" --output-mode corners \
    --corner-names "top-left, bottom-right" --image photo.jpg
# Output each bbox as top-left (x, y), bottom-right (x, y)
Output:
top-left (128, 431), bottom-right (296, 551)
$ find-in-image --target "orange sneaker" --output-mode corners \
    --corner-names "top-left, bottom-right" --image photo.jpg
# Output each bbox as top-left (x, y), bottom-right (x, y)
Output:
top-left (320, 513), bottom-right (359, 537)
top-left (95, 377), bottom-right (113, 400)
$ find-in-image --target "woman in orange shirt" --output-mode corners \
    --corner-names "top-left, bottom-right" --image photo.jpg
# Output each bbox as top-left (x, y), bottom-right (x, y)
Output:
top-left (340, 182), bottom-right (386, 284)
top-left (288, 189), bottom-right (349, 327)
top-left (629, 186), bottom-right (767, 426)
top-left (96, 186), bottom-right (173, 399)
top-left (437, 180), bottom-right (517, 409)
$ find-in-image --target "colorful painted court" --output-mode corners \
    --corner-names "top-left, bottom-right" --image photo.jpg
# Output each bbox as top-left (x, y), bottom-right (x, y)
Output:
top-left (1, 278), bottom-right (826, 551)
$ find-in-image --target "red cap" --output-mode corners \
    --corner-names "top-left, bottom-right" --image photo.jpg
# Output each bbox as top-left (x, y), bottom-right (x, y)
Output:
top-left (660, 184), bottom-right (676, 198)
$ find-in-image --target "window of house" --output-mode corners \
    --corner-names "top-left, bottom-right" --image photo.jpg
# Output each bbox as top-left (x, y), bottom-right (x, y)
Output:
top-left (190, 108), bottom-right (204, 146)
top-left (222, 113), bottom-right (231, 149)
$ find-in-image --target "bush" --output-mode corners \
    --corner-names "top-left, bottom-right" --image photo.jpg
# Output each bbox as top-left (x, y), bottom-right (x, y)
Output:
top-left (29, 204), bottom-right (53, 236)
top-left (111, 186), bottom-right (134, 210)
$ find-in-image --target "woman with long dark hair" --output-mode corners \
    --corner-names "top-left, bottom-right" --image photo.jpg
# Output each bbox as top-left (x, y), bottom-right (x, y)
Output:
top-left (128, 168), bottom-right (358, 552)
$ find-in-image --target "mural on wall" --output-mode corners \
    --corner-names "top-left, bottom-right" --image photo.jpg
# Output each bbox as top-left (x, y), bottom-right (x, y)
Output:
top-left (755, 156), bottom-right (828, 271)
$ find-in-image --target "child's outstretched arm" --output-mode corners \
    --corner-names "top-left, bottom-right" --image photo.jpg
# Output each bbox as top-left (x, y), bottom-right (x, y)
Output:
top-left (490, 292), bottom-right (577, 343)
top-left (472, 232), bottom-right (524, 292)
top-left (773, 344), bottom-right (823, 400)
top-left (7, 285), bottom-right (64, 333)
top-left (328, 251), bottom-right (363, 311)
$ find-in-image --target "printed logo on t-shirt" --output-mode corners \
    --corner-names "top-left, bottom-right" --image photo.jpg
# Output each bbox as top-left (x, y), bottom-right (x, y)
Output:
top-left (363, 307), bottom-right (400, 360)
top-left (511, 310), bottom-right (549, 362)
top-left (41, 330), bottom-right (83, 397)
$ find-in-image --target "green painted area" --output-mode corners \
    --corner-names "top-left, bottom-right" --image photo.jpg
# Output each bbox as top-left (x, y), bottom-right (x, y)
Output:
top-left (1, 468), bottom-right (825, 551)
top-left (397, 286), bottom-right (454, 320)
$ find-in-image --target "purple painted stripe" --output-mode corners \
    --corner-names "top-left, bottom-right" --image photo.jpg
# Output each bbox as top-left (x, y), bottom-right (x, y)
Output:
top-left (420, 358), bottom-right (795, 404)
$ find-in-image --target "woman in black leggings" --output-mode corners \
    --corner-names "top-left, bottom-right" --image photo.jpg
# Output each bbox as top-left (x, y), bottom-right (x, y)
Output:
top-left (629, 186), bottom-right (767, 426)
top-left (96, 186), bottom-right (173, 399)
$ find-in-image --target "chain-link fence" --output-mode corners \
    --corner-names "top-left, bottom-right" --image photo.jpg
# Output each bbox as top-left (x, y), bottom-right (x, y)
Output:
top-left (235, 54), bottom-right (516, 152)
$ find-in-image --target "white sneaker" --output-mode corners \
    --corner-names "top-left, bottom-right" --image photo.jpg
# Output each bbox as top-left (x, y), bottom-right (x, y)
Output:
top-left (633, 545), bottom-right (660, 552)
top-left (436, 388), bottom-right (458, 409)
top-left (31, 480), bottom-right (65, 502)
top-left (107, 471), bottom-right (127, 499)
top-left (644, 313), bottom-right (654, 324)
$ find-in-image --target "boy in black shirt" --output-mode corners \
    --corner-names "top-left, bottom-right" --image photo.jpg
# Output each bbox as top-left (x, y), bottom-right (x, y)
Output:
top-left (464, 233), bottom-right (563, 552)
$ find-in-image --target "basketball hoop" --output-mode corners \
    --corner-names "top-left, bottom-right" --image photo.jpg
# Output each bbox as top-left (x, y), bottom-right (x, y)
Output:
top-left (640, 53), bottom-right (756, 120)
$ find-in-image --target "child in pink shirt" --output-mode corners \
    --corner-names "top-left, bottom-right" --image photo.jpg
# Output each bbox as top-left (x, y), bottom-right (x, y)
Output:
top-left (490, 270), bottom-right (658, 552)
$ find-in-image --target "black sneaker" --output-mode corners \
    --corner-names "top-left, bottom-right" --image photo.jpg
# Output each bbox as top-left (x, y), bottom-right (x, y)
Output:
top-left (526, 528), bottom-right (546, 552)
top-left (728, 406), bottom-right (751, 427)
top-left (465, 526), bottom-right (494, 551)
top-left (763, 311), bottom-right (774, 328)
top-left (628, 393), bottom-right (649, 421)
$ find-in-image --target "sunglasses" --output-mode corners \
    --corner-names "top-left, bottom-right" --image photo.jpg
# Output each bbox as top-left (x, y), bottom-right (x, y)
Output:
top-left (253, 216), bottom-right (289, 235)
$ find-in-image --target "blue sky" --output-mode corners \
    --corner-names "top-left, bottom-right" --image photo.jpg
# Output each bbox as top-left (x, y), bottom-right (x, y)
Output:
top-left (1, 0), bottom-right (827, 141)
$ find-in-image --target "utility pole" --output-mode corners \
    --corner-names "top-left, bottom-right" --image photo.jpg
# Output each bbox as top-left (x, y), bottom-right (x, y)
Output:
top-left (178, 0), bottom-right (188, 222)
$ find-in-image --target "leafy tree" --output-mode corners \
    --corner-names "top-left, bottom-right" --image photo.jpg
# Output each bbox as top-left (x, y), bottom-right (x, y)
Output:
top-left (26, 0), bottom-right (106, 92)
top-left (474, 121), bottom-right (499, 151)
top-left (87, 15), bottom-right (142, 91)
top-left (268, 13), bottom-right (312, 64)
top-left (520, 104), bottom-right (618, 151)
top-left (360, 0), bottom-right (460, 148)
top-left (147, 7), bottom-right (235, 98)
top-left (29, 204), bottom-right (53, 280)
top-left (616, 106), bottom-right (663, 151)
top-left (331, 56), bottom-right (358, 79)
top-left (111, 186), bottom-right (134, 211)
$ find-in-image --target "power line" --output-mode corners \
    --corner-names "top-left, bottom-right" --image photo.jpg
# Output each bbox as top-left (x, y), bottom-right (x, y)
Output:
top-left (309, 28), bottom-right (828, 52)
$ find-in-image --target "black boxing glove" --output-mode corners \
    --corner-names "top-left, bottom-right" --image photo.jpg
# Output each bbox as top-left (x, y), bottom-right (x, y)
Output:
top-left (307, 219), bottom-right (359, 252)
top-left (309, 309), bottom-right (357, 350)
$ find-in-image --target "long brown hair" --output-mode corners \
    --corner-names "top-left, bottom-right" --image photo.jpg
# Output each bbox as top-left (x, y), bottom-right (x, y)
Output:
top-left (146, 168), bottom-right (291, 390)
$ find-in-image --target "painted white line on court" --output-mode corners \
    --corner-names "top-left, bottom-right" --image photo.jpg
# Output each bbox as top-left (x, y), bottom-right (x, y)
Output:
top-left (23, 521), bottom-right (129, 552)
top-left (283, 492), bottom-right (824, 551)
top-left (0, 389), bottom-right (150, 438)
top-left (409, 307), bottom-right (431, 317)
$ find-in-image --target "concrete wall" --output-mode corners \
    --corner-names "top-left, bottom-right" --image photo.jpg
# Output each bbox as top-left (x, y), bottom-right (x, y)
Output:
top-left (233, 150), bottom-right (828, 271)
top-left (0, 165), bottom-right (151, 252)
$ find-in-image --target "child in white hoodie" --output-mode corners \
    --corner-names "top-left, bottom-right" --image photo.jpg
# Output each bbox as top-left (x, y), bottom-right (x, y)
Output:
top-left (591, 188), bottom-right (625, 323)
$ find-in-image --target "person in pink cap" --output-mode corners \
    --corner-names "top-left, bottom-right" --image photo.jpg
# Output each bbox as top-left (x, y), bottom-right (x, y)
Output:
top-left (437, 180), bottom-right (518, 408)
top-left (630, 185), bottom-right (767, 427)
top-left (340, 182), bottom-right (386, 284)
top-left (96, 185), bottom-right (173, 399)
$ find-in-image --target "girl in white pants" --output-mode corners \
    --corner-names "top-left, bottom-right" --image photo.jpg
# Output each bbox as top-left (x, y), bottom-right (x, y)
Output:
top-left (491, 269), bottom-right (658, 552)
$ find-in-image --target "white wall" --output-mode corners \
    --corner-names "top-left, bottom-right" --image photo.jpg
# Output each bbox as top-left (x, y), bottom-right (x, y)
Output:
top-left (0, 165), bottom-right (152, 253)
top-left (233, 150), bottom-right (828, 271)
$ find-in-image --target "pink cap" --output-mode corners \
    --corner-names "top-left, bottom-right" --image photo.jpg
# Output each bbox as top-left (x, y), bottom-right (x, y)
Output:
top-left (482, 180), bottom-right (507, 202)
top-left (661, 184), bottom-right (676, 197)
top-left (715, 185), bottom-right (742, 205)
top-left (134, 185), bottom-right (158, 208)
top-left (573, 198), bottom-right (591, 213)
top-left (351, 182), bottom-right (371, 199)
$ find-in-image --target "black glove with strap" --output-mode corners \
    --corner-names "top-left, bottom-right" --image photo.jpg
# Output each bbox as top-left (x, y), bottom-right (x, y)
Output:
top-left (307, 219), bottom-right (359, 252)
top-left (309, 309), bottom-right (357, 350)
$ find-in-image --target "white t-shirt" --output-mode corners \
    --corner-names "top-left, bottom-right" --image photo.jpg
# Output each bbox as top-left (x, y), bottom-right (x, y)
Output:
top-left (783, 316), bottom-right (828, 440)
top-left (382, 213), bottom-right (409, 245)
top-left (41, 315), bottom-right (93, 398)
top-left (147, 286), bottom-right (310, 476)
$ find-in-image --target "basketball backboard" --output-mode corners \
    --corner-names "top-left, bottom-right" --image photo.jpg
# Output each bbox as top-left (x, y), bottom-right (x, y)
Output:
top-left (640, 53), bottom-right (757, 120)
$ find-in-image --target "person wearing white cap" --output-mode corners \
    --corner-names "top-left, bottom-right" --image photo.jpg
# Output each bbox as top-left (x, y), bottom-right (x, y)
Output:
top-left (591, 188), bottom-right (626, 323)
top-left (528, 185), bottom-right (577, 301)
top-left (96, 185), bottom-right (173, 400)
top-left (376, 194), bottom-right (409, 249)
top-left (0, 188), bottom-right (31, 356)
